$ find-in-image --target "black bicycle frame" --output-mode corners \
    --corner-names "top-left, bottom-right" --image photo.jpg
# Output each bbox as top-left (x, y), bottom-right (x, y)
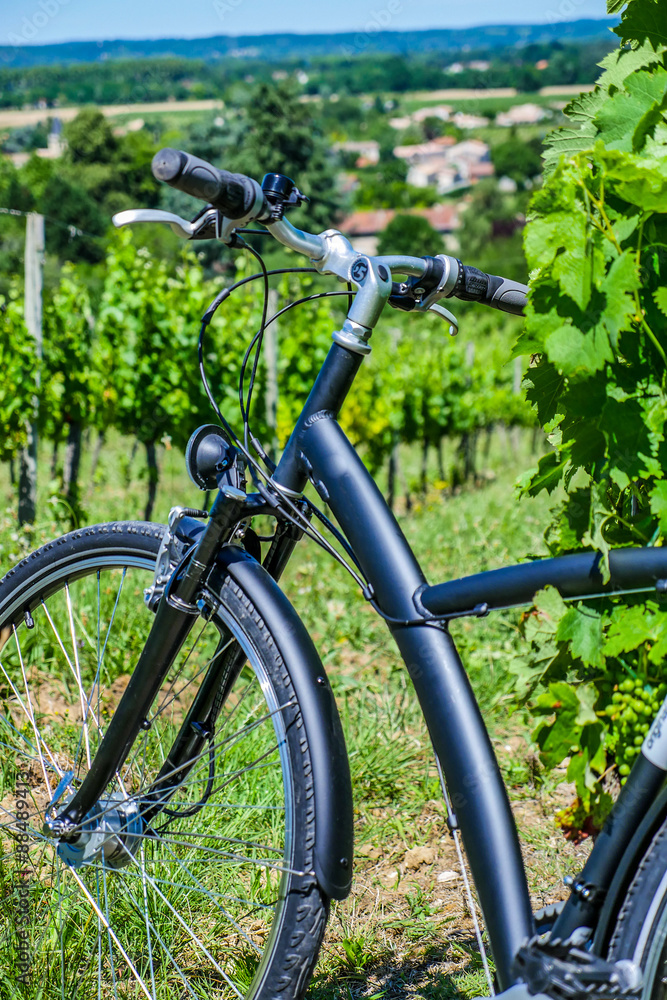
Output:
top-left (272, 340), bottom-right (667, 989)
top-left (272, 342), bottom-right (532, 988)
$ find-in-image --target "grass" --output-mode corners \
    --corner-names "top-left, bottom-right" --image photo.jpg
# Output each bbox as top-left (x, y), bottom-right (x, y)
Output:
top-left (398, 91), bottom-right (567, 117)
top-left (0, 427), bottom-right (590, 998)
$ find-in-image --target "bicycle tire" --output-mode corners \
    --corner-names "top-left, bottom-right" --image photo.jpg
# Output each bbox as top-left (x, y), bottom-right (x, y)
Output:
top-left (0, 521), bottom-right (329, 1000)
top-left (607, 812), bottom-right (667, 999)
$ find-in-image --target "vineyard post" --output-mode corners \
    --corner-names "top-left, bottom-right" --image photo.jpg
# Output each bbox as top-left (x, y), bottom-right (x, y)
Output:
top-left (18, 213), bottom-right (44, 526)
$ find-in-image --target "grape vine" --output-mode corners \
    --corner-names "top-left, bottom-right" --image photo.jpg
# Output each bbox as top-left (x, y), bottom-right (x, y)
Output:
top-left (514, 0), bottom-right (667, 833)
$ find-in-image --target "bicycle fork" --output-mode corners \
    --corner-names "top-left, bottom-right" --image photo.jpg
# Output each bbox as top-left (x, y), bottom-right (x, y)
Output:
top-left (42, 484), bottom-right (248, 845)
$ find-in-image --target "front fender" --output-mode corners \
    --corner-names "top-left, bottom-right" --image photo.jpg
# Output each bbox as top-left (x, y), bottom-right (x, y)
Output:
top-left (177, 522), bottom-right (353, 900)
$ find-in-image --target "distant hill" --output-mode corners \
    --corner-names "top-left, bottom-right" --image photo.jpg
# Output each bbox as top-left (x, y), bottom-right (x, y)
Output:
top-left (0, 19), bottom-right (617, 69)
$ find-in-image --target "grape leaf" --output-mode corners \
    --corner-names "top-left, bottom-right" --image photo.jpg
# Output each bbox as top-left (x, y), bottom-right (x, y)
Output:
top-left (519, 0), bottom-right (667, 831)
top-left (595, 68), bottom-right (667, 150)
top-left (650, 480), bottom-right (667, 531)
top-left (615, 0), bottom-right (667, 50)
top-left (522, 358), bottom-right (565, 424)
top-left (581, 483), bottom-right (613, 582)
top-left (524, 210), bottom-right (587, 271)
top-left (556, 605), bottom-right (604, 667)
top-left (543, 43), bottom-right (666, 174)
top-left (601, 251), bottom-right (640, 344)
top-left (519, 451), bottom-right (569, 496)
top-left (545, 325), bottom-right (613, 378)
top-left (533, 681), bottom-right (599, 768)
top-left (567, 88), bottom-right (609, 126)
top-left (602, 149), bottom-right (667, 212)
top-left (532, 585), bottom-right (569, 627)
top-left (605, 603), bottom-right (655, 655)
top-left (542, 126), bottom-right (598, 175)
top-left (597, 39), bottom-right (665, 91)
top-left (546, 489), bottom-right (592, 553)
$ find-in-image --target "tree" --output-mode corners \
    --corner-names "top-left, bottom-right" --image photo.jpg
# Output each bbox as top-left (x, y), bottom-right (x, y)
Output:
top-left (38, 173), bottom-right (106, 263)
top-left (231, 81), bottom-right (342, 231)
top-left (491, 136), bottom-right (543, 187)
top-left (64, 107), bottom-right (117, 165)
top-left (377, 214), bottom-right (444, 259)
top-left (106, 128), bottom-right (160, 212)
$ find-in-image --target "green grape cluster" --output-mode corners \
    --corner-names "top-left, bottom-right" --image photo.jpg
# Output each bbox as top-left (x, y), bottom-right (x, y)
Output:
top-left (605, 677), bottom-right (667, 780)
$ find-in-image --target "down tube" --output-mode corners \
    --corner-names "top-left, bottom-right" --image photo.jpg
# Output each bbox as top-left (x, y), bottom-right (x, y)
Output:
top-left (301, 414), bottom-right (533, 989)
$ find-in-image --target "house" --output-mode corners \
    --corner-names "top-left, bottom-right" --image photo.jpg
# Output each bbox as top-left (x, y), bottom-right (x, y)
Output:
top-left (393, 136), bottom-right (456, 163)
top-left (407, 160), bottom-right (463, 195)
top-left (338, 203), bottom-right (460, 256)
top-left (6, 117), bottom-right (67, 168)
top-left (496, 103), bottom-right (547, 127)
top-left (389, 116), bottom-right (413, 130)
top-left (397, 137), bottom-right (493, 195)
top-left (448, 139), bottom-right (490, 162)
top-left (452, 111), bottom-right (490, 129)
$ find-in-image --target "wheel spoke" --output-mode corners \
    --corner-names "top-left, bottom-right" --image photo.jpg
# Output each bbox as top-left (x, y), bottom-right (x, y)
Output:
top-left (65, 582), bottom-right (93, 769)
top-left (121, 852), bottom-right (245, 999)
top-left (10, 625), bottom-right (55, 791)
top-left (138, 842), bottom-right (158, 1000)
top-left (87, 697), bottom-right (293, 834)
top-left (0, 536), bottom-right (315, 999)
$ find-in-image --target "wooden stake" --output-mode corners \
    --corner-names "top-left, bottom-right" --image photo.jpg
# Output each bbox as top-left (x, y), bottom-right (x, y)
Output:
top-left (18, 213), bottom-right (44, 526)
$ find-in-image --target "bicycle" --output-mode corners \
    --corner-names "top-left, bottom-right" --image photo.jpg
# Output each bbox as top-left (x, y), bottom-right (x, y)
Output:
top-left (1, 147), bottom-right (667, 1000)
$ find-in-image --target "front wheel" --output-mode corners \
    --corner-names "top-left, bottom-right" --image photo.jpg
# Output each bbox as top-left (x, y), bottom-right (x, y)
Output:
top-left (607, 815), bottom-right (667, 1000)
top-left (0, 521), bottom-right (329, 1000)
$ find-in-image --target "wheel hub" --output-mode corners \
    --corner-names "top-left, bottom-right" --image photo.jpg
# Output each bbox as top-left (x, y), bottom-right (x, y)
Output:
top-left (44, 792), bottom-right (143, 870)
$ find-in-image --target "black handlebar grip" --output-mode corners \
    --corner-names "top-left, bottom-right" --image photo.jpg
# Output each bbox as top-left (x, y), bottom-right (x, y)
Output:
top-left (151, 148), bottom-right (259, 219)
top-left (484, 273), bottom-right (528, 316)
top-left (451, 263), bottom-right (528, 316)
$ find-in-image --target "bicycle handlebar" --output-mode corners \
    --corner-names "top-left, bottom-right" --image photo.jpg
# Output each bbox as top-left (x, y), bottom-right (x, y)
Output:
top-left (149, 147), bottom-right (528, 317)
top-left (152, 148), bottom-right (268, 220)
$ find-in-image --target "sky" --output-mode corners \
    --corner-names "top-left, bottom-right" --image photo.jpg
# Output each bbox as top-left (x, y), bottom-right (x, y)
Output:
top-left (1, 0), bottom-right (615, 47)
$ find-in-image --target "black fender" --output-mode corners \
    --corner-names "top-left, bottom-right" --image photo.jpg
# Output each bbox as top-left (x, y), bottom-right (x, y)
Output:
top-left (176, 520), bottom-right (353, 900)
top-left (593, 783), bottom-right (667, 953)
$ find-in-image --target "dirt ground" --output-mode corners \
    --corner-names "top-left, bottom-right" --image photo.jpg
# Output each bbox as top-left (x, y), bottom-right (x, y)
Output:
top-left (313, 735), bottom-right (592, 999)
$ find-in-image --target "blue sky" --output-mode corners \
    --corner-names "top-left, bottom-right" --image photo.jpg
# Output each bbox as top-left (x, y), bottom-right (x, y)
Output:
top-left (1, 0), bottom-right (615, 46)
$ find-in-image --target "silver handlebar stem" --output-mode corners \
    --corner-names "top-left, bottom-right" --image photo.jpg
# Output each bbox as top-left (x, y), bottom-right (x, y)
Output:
top-left (375, 255), bottom-right (428, 277)
top-left (266, 218), bottom-right (326, 261)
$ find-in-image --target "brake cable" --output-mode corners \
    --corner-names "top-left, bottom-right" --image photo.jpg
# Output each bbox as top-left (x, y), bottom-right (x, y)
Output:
top-left (197, 259), bottom-right (373, 593)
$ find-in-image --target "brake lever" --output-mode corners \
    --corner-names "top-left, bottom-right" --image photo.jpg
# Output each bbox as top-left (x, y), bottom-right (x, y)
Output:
top-left (388, 283), bottom-right (458, 335)
top-left (112, 209), bottom-right (197, 238)
top-left (427, 302), bottom-right (458, 336)
top-left (112, 207), bottom-right (238, 244)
